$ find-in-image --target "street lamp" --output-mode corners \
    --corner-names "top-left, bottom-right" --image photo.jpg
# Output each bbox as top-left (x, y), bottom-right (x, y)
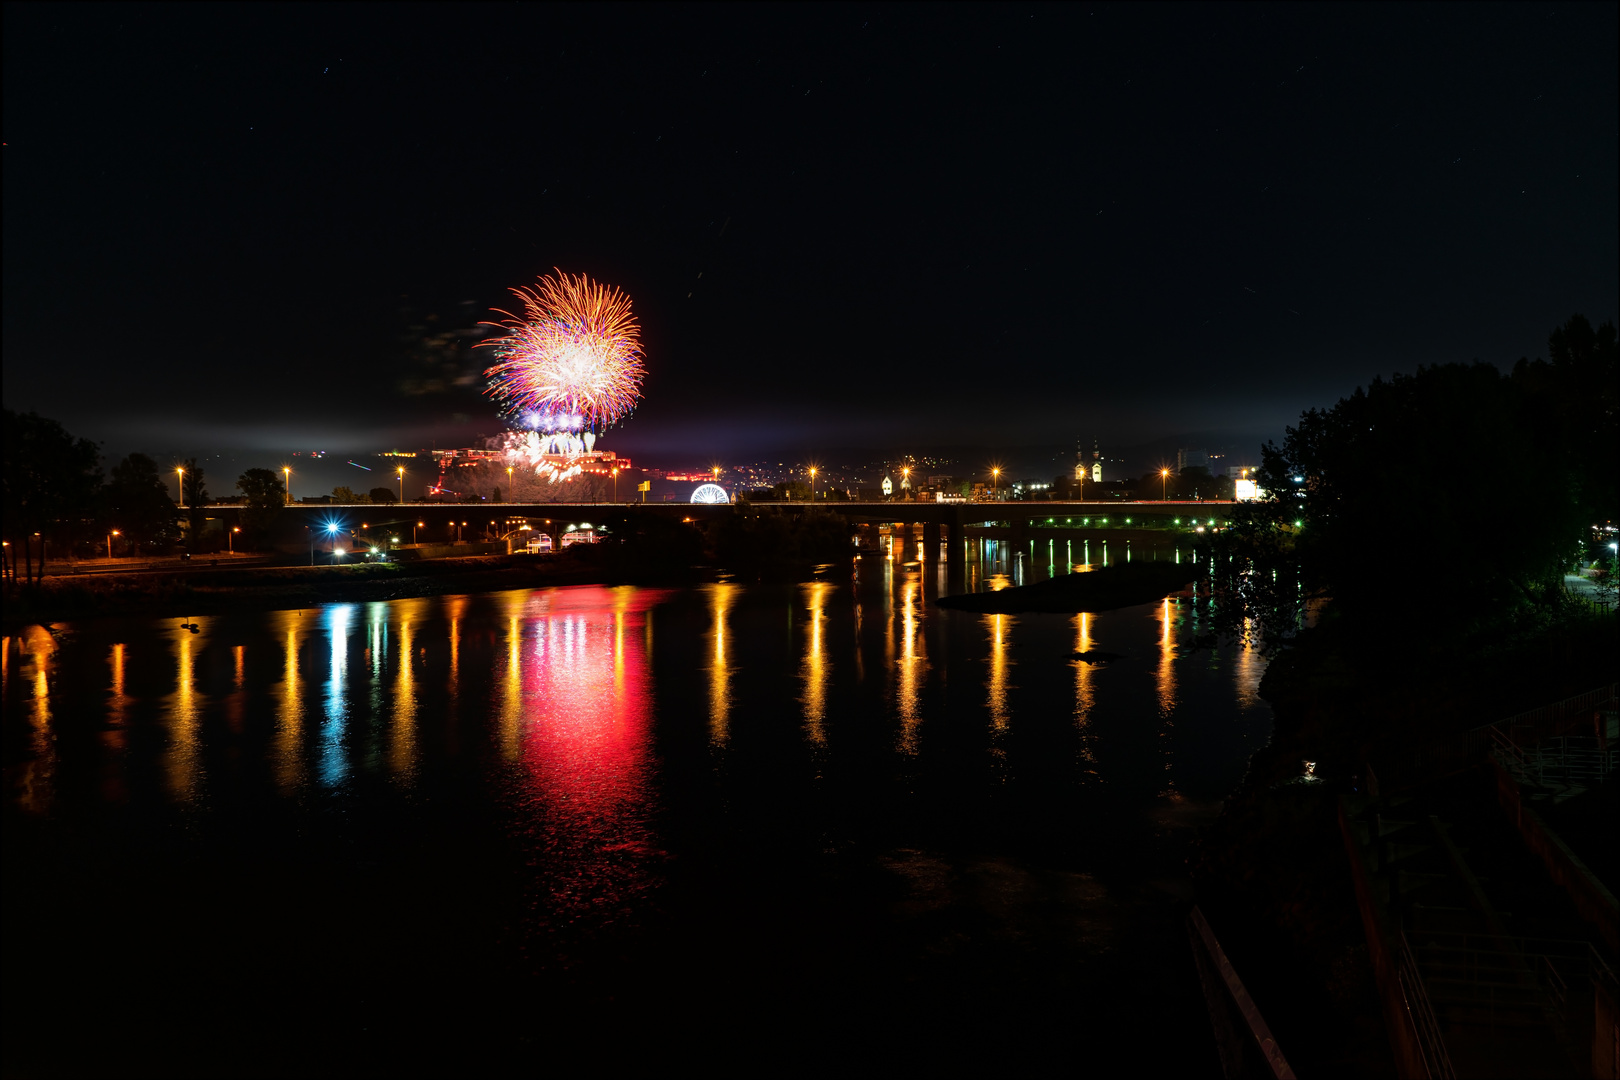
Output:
top-left (229, 526), bottom-right (239, 553)
top-left (398, 466), bottom-right (406, 504)
top-left (415, 520), bottom-right (423, 545)
top-left (326, 522), bottom-right (341, 563)
top-left (808, 466), bottom-right (817, 501)
top-left (107, 530), bottom-right (120, 559)
top-left (992, 467), bottom-right (1000, 497)
top-left (1161, 468), bottom-right (1170, 501)
top-left (283, 467), bottom-right (292, 505)
top-left (176, 467), bottom-right (185, 509)
top-left (612, 466), bottom-right (619, 503)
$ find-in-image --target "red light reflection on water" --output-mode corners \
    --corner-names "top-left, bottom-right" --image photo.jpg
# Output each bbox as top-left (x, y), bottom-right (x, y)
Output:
top-left (498, 586), bottom-right (669, 929)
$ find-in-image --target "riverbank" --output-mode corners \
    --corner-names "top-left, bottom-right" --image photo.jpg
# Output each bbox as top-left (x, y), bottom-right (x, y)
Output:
top-left (1189, 608), bottom-right (1620, 1076)
top-left (0, 555), bottom-right (611, 629)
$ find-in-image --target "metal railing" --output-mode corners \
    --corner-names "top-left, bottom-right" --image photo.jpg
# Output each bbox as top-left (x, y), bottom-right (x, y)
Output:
top-left (1397, 930), bottom-right (1457, 1080)
top-left (1378, 684), bottom-right (1618, 792)
top-left (1492, 732), bottom-right (1618, 785)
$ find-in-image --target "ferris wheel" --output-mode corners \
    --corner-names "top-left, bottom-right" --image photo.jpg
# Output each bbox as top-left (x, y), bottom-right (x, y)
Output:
top-left (690, 483), bottom-right (730, 504)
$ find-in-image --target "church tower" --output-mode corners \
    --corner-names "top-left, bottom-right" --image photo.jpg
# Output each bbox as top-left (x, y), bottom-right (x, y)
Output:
top-left (1090, 438), bottom-right (1102, 483)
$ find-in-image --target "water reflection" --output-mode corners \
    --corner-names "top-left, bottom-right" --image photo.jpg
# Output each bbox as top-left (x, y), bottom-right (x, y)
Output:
top-left (390, 605), bottom-right (420, 781)
top-left (800, 582), bottom-right (832, 745)
top-left (1156, 599), bottom-right (1178, 715)
top-left (1072, 613), bottom-right (1097, 766)
top-left (895, 569), bottom-right (928, 755)
top-left (984, 613), bottom-right (1015, 765)
top-left (109, 642), bottom-right (130, 728)
top-left (1234, 629), bottom-right (1262, 713)
top-left (510, 587), bottom-right (661, 919)
top-left (501, 611), bottom-right (523, 761)
top-left (705, 583), bottom-right (739, 746)
top-left (12, 629), bottom-right (58, 813)
top-left (165, 622), bottom-right (205, 803)
top-left (274, 615), bottom-right (306, 791)
top-left (320, 605), bottom-right (352, 789)
top-left (1157, 599), bottom-right (1178, 793)
top-left (6, 581), bottom-right (1276, 946)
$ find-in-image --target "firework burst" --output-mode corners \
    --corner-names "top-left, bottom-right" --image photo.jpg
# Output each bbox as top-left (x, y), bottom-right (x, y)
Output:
top-left (479, 270), bottom-right (645, 430)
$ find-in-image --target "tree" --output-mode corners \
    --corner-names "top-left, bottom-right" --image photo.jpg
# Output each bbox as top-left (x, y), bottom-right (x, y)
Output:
top-left (237, 468), bottom-right (286, 548)
top-left (181, 458), bottom-right (209, 548)
top-left (2, 410), bottom-right (103, 586)
top-left (332, 486), bottom-right (369, 504)
top-left (105, 453), bottom-right (180, 553)
top-left (1208, 345), bottom-right (1611, 651)
top-left (368, 487), bottom-right (398, 505)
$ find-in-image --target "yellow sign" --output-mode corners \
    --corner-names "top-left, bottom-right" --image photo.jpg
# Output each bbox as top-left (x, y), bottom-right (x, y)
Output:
top-left (637, 481), bottom-right (650, 491)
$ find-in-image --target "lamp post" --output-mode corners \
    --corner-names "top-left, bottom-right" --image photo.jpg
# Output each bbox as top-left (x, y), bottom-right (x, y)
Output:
top-left (107, 530), bottom-right (120, 559)
top-left (901, 466), bottom-right (910, 500)
top-left (1161, 468), bottom-right (1170, 501)
top-left (808, 466), bottom-right (817, 501)
top-left (415, 520), bottom-right (423, 545)
top-left (176, 467), bottom-right (185, 509)
top-left (992, 467), bottom-right (1000, 498)
top-left (612, 467), bottom-right (619, 503)
top-left (398, 466), bottom-right (405, 504)
top-left (228, 526), bottom-right (239, 553)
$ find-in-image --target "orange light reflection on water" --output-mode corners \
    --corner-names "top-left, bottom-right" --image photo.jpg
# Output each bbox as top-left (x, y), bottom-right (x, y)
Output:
top-left (165, 622), bottom-right (205, 803)
top-left (984, 612), bottom-right (1014, 767)
top-left (13, 629), bottom-right (58, 813)
top-left (800, 582), bottom-right (832, 745)
top-left (274, 615), bottom-right (305, 791)
top-left (896, 570), bottom-right (928, 755)
top-left (1072, 613), bottom-right (1097, 765)
top-left (706, 583), bottom-right (739, 746)
top-left (389, 605), bottom-right (420, 781)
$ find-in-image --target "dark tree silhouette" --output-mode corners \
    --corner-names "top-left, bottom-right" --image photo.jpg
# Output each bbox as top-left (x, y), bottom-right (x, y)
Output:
top-left (237, 468), bottom-right (287, 548)
top-left (105, 453), bottom-right (180, 553)
top-left (2, 410), bottom-right (102, 586)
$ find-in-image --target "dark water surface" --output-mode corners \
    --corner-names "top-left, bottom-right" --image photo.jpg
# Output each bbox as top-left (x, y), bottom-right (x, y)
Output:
top-left (4, 552), bottom-right (1268, 1075)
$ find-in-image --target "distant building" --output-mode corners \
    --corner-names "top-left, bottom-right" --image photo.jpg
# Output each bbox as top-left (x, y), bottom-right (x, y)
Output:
top-left (1177, 448), bottom-right (1209, 472)
top-left (1075, 438), bottom-right (1103, 482)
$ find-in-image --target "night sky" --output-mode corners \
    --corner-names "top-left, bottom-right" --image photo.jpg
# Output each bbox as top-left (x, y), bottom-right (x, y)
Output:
top-left (4, 3), bottom-right (1616, 472)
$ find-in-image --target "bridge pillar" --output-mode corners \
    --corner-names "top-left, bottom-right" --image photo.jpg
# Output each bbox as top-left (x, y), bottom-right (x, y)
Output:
top-left (891, 521), bottom-right (907, 562)
top-left (945, 512), bottom-right (965, 581)
top-left (922, 520), bottom-right (939, 561)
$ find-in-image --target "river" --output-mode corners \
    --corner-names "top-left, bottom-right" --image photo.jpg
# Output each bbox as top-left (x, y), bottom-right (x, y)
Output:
top-left (3, 547), bottom-right (1267, 1074)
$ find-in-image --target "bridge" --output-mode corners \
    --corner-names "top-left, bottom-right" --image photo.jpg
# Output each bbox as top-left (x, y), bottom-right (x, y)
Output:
top-left (197, 499), bottom-right (1241, 574)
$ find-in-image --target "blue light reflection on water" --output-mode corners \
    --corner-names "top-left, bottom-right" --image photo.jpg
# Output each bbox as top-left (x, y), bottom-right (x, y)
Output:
top-left (321, 604), bottom-right (352, 788)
